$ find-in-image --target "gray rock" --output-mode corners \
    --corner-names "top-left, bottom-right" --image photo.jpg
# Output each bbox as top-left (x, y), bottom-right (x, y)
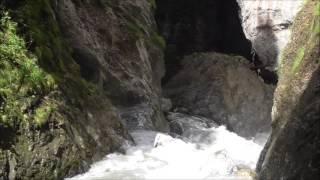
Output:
top-left (0, 0), bottom-right (167, 179)
top-left (119, 103), bottom-right (168, 132)
top-left (164, 53), bottom-right (274, 138)
top-left (57, 0), bottom-right (167, 130)
top-left (237, 0), bottom-right (303, 70)
top-left (257, 2), bottom-right (320, 179)
top-left (161, 98), bottom-right (173, 112)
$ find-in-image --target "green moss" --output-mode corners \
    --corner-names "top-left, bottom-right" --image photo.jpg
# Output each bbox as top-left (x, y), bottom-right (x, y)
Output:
top-left (315, 2), bottom-right (320, 16)
top-left (34, 101), bottom-right (57, 127)
top-left (148, 0), bottom-right (157, 9)
top-left (0, 0), bottom-right (99, 128)
top-left (312, 3), bottom-right (320, 35)
top-left (20, 0), bottom-right (78, 74)
top-left (279, 0), bottom-right (320, 76)
top-left (151, 33), bottom-right (166, 49)
top-left (0, 12), bottom-right (57, 127)
top-left (291, 47), bottom-right (306, 73)
top-left (126, 20), bottom-right (145, 39)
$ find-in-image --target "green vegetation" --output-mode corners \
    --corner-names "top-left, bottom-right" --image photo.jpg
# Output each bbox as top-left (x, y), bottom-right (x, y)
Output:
top-left (148, 0), bottom-right (157, 9)
top-left (279, 0), bottom-right (320, 77)
top-left (291, 47), bottom-right (305, 73)
top-left (34, 101), bottom-right (57, 127)
top-left (151, 32), bottom-right (166, 49)
top-left (312, 2), bottom-right (320, 35)
top-left (21, 0), bottom-right (77, 74)
top-left (315, 2), bottom-right (320, 16)
top-left (20, 0), bottom-right (100, 103)
top-left (0, 12), bottom-right (56, 127)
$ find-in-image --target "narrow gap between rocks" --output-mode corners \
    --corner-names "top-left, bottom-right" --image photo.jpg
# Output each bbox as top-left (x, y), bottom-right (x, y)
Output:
top-left (155, 0), bottom-right (278, 85)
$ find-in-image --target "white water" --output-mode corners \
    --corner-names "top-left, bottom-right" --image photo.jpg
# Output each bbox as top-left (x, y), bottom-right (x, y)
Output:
top-left (68, 114), bottom-right (267, 180)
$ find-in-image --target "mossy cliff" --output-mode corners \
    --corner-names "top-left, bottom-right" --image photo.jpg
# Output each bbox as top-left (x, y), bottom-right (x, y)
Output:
top-left (257, 0), bottom-right (320, 179)
top-left (0, 0), bottom-right (166, 179)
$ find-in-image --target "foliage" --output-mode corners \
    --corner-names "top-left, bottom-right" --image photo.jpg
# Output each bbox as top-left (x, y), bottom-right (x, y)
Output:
top-left (279, 0), bottom-right (320, 77)
top-left (291, 47), bottom-right (305, 73)
top-left (0, 12), bottom-right (56, 127)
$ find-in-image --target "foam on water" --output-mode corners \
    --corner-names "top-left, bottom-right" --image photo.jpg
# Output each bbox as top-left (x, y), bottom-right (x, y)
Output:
top-left (67, 119), bottom-right (266, 180)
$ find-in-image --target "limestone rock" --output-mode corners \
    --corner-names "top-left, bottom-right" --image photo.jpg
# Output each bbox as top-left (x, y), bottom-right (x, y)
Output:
top-left (164, 53), bottom-right (274, 138)
top-left (237, 0), bottom-right (304, 70)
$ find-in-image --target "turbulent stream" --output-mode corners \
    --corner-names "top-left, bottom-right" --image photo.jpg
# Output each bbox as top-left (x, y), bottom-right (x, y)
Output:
top-left (68, 113), bottom-right (268, 180)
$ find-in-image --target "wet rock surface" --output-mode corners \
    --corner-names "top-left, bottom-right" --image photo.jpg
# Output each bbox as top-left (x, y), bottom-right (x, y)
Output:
top-left (257, 1), bottom-right (320, 179)
top-left (164, 53), bottom-right (274, 138)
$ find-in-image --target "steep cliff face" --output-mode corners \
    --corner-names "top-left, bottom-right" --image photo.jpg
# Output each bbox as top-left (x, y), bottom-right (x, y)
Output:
top-left (257, 0), bottom-right (320, 179)
top-left (237, 0), bottom-right (304, 70)
top-left (56, 0), bottom-right (167, 131)
top-left (0, 0), bottom-right (167, 179)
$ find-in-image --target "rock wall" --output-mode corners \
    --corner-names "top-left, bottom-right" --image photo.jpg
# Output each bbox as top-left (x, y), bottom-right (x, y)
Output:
top-left (164, 53), bottom-right (274, 138)
top-left (237, 0), bottom-right (304, 70)
top-left (257, 0), bottom-right (320, 179)
top-left (0, 0), bottom-right (167, 179)
top-left (57, 0), bottom-right (168, 131)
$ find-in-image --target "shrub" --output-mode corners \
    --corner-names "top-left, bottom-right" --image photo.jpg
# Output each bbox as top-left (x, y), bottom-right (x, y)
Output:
top-left (0, 12), bottom-right (56, 127)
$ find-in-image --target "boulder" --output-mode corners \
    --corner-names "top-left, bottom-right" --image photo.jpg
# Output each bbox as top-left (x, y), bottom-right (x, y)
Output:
top-left (164, 53), bottom-right (274, 138)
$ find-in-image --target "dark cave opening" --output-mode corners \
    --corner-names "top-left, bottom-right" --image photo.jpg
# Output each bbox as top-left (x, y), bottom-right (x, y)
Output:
top-left (155, 0), bottom-right (278, 85)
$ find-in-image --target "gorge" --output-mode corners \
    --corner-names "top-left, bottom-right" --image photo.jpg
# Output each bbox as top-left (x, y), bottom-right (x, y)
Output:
top-left (0, 0), bottom-right (319, 180)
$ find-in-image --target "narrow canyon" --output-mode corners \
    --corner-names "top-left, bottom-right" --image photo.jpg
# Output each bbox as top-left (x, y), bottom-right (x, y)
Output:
top-left (0, 0), bottom-right (319, 180)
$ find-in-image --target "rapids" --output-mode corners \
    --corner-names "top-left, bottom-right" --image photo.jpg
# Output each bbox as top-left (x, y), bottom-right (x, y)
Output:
top-left (67, 113), bottom-right (268, 180)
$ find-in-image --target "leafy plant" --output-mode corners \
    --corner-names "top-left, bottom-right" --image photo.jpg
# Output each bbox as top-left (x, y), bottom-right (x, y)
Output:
top-left (0, 12), bottom-right (56, 127)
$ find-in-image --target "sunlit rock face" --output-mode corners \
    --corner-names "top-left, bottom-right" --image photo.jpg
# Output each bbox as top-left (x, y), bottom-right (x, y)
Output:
top-left (257, 1), bottom-right (320, 179)
top-left (164, 53), bottom-right (274, 138)
top-left (237, 0), bottom-right (304, 70)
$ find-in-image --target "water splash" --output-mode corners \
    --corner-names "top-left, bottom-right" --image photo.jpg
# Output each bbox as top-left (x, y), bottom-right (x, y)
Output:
top-left (67, 114), bottom-right (267, 180)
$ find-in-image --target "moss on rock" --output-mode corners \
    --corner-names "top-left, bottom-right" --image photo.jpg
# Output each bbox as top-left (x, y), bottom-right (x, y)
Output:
top-left (0, 12), bottom-right (57, 127)
top-left (257, 0), bottom-right (320, 179)
top-left (0, 1), bottom-right (130, 179)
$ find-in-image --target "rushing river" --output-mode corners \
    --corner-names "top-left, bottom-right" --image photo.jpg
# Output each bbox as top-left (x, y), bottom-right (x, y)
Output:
top-left (68, 113), bottom-right (267, 180)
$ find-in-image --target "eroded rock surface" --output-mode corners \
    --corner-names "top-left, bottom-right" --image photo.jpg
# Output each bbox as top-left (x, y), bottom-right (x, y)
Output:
top-left (58, 0), bottom-right (168, 131)
top-left (237, 0), bottom-right (304, 70)
top-left (0, 0), bottom-right (168, 179)
top-left (164, 53), bottom-right (274, 138)
top-left (257, 1), bottom-right (320, 179)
